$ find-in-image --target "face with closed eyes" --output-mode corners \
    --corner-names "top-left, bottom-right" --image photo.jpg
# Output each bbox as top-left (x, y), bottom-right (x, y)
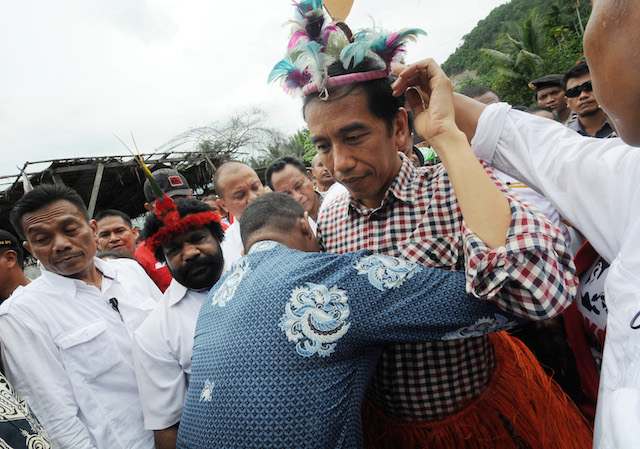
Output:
top-left (270, 164), bottom-right (320, 220)
top-left (21, 200), bottom-right (98, 281)
top-left (216, 165), bottom-right (265, 219)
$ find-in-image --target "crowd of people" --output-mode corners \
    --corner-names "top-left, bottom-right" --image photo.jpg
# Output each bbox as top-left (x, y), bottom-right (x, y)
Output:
top-left (0, 0), bottom-right (638, 448)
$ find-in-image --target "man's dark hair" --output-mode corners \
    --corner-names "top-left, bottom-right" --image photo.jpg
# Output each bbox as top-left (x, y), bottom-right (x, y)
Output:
top-left (96, 250), bottom-right (132, 260)
top-left (10, 184), bottom-right (89, 240)
top-left (0, 230), bottom-right (24, 268)
top-left (302, 57), bottom-right (405, 135)
top-left (459, 85), bottom-right (501, 101)
top-left (141, 198), bottom-right (225, 262)
top-left (265, 156), bottom-right (308, 189)
top-left (240, 193), bottom-right (305, 251)
top-left (525, 105), bottom-right (561, 122)
top-left (563, 61), bottom-right (590, 89)
top-left (94, 209), bottom-right (133, 228)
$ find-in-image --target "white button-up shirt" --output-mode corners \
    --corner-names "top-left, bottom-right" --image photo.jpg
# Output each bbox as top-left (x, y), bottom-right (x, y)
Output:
top-left (0, 257), bottom-right (161, 449)
top-left (133, 279), bottom-right (206, 430)
top-left (220, 220), bottom-right (243, 274)
top-left (471, 103), bottom-right (640, 449)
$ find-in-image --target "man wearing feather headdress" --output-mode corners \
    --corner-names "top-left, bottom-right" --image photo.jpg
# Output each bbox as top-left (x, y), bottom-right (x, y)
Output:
top-left (132, 197), bottom-right (225, 449)
top-left (268, 1), bottom-right (591, 447)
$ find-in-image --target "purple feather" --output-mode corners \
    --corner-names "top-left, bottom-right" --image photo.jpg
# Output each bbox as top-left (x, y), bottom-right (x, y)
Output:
top-left (285, 69), bottom-right (312, 92)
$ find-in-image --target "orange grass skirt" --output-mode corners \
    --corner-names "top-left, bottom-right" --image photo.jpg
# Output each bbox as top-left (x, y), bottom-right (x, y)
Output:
top-left (362, 332), bottom-right (593, 449)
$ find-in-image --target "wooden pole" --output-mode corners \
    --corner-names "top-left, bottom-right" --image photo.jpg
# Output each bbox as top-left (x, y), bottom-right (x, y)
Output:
top-left (87, 163), bottom-right (105, 217)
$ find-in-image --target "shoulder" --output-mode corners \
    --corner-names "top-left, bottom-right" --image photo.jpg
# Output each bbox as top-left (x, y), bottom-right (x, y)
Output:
top-left (318, 189), bottom-right (350, 226)
top-left (106, 257), bottom-right (153, 280)
top-left (0, 277), bottom-right (54, 317)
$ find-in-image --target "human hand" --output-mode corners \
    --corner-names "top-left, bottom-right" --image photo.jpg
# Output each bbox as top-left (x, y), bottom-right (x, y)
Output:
top-left (391, 58), bottom-right (463, 150)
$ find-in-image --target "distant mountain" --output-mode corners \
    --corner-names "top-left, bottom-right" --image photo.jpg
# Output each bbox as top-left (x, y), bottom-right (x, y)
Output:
top-left (442, 0), bottom-right (591, 105)
top-left (442, 0), bottom-right (591, 76)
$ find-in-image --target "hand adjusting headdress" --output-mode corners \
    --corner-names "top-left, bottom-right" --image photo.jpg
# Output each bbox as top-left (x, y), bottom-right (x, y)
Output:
top-left (268, 0), bottom-right (426, 98)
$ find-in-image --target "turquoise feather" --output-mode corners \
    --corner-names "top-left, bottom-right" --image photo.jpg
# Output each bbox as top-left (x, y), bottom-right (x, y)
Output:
top-left (340, 28), bottom-right (427, 69)
top-left (268, 56), bottom-right (296, 83)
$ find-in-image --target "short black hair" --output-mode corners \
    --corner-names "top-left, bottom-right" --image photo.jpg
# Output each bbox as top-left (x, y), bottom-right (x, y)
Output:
top-left (94, 209), bottom-right (133, 228)
top-left (563, 61), bottom-right (590, 90)
top-left (302, 56), bottom-right (405, 135)
top-left (525, 105), bottom-right (561, 122)
top-left (460, 86), bottom-right (501, 101)
top-left (10, 184), bottom-right (89, 241)
top-left (96, 250), bottom-right (132, 260)
top-left (240, 193), bottom-right (305, 252)
top-left (141, 198), bottom-right (225, 262)
top-left (265, 156), bottom-right (307, 189)
top-left (0, 230), bottom-right (24, 268)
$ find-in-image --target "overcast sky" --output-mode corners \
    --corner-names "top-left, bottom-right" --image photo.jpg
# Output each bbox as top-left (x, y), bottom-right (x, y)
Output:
top-left (0, 0), bottom-right (508, 181)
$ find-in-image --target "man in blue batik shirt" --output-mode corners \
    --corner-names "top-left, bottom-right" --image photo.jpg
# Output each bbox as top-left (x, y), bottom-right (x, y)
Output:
top-left (176, 193), bottom-right (530, 449)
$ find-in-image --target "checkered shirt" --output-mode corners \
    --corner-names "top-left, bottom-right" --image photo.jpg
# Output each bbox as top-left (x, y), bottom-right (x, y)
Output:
top-left (317, 154), bottom-right (578, 420)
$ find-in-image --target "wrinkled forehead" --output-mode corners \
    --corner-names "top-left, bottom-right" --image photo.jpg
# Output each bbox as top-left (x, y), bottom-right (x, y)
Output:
top-left (22, 200), bottom-right (86, 232)
top-left (219, 167), bottom-right (260, 192)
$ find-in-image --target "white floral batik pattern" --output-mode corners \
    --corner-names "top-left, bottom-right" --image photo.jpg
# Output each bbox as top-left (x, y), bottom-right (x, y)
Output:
top-left (353, 254), bottom-right (419, 291)
top-left (442, 314), bottom-right (518, 340)
top-left (211, 259), bottom-right (250, 307)
top-left (280, 282), bottom-right (351, 357)
top-left (199, 379), bottom-right (214, 402)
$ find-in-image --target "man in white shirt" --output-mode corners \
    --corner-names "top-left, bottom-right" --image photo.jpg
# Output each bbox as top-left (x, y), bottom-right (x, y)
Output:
top-left (213, 161), bottom-right (266, 273)
top-left (1, 184), bottom-right (162, 449)
top-left (392, 0), bottom-right (640, 440)
top-left (133, 198), bottom-right (225, 449)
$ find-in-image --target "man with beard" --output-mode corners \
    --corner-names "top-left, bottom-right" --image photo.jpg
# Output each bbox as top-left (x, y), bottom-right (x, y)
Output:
top-left (132, 198), bottom-right (225, 449)
top-left (564, 61), bottom-right (616, 138)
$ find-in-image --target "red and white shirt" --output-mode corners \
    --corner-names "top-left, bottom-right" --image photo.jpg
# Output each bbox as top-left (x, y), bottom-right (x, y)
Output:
top-left (317, 154), bottom-right (578, 420)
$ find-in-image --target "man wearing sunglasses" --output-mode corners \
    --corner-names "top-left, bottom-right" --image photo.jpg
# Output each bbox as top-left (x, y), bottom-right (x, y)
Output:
top-left (564, 61), bottom-right (616, 138)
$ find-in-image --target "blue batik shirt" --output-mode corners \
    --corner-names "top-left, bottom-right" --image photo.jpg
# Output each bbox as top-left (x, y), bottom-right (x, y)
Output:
top-left (177, 241), bottom-right (527, 449)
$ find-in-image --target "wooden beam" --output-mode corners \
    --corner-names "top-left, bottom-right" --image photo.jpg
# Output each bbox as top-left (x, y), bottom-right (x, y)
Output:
top-left (87, 163), bottom-right (105, 217)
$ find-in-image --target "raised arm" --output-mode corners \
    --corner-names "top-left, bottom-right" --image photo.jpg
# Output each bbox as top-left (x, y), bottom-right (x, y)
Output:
top-left (392, 59), bottom-right (509, 249)
top-left (393, 60), bottom-right (577, 320)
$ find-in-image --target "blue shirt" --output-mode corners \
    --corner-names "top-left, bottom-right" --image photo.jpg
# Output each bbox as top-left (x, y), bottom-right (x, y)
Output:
top-left (177, 241), bottom-right (527, 449)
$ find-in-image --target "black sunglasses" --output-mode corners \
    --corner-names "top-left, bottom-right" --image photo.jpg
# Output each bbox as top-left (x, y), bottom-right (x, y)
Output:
top-left (565, 80), bottom-right (593, 98)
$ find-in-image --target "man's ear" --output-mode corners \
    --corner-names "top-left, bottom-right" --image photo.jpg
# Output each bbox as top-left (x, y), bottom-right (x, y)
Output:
top-left (216, 198), bottom-right (229, 215)
top-left (22, 241), bottom-right (34, 257)
top-left (394, 107), bottom-right (410, 151)
top-left (306, 171), bottom-right (315, 184)
top-left (89, 219), bottom-right (99, 240)
top-left (132, 227), bottom-right (139, 238)
top-left (2, 250), bottom-right (18, 269)
top-left (300, 212), bottom-right (314, 242)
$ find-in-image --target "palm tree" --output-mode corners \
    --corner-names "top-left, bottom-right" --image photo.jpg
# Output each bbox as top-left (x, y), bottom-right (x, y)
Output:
top-left (481, 9), bottom-right (547, 88)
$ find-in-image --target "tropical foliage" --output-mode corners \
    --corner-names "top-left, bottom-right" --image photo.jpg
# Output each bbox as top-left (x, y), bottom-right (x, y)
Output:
top-left (444, 0), bottom-right (591, 105)
top-left (245, 128), bottom-right (315, 169)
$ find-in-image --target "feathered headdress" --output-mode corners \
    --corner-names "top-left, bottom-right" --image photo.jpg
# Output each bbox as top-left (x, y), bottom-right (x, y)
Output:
top-left (268, 0), bottom-right (426, 98)
top-left (115, 134), bottom-right (221, 254)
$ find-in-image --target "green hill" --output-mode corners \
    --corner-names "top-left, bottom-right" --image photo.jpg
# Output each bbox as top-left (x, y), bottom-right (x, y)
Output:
top-left (443, 0), bottom-right (591, 105)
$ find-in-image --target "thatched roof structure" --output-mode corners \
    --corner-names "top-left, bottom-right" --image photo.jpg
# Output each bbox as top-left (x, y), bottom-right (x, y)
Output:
top-left (0, 151), bottom-right (228, 236)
